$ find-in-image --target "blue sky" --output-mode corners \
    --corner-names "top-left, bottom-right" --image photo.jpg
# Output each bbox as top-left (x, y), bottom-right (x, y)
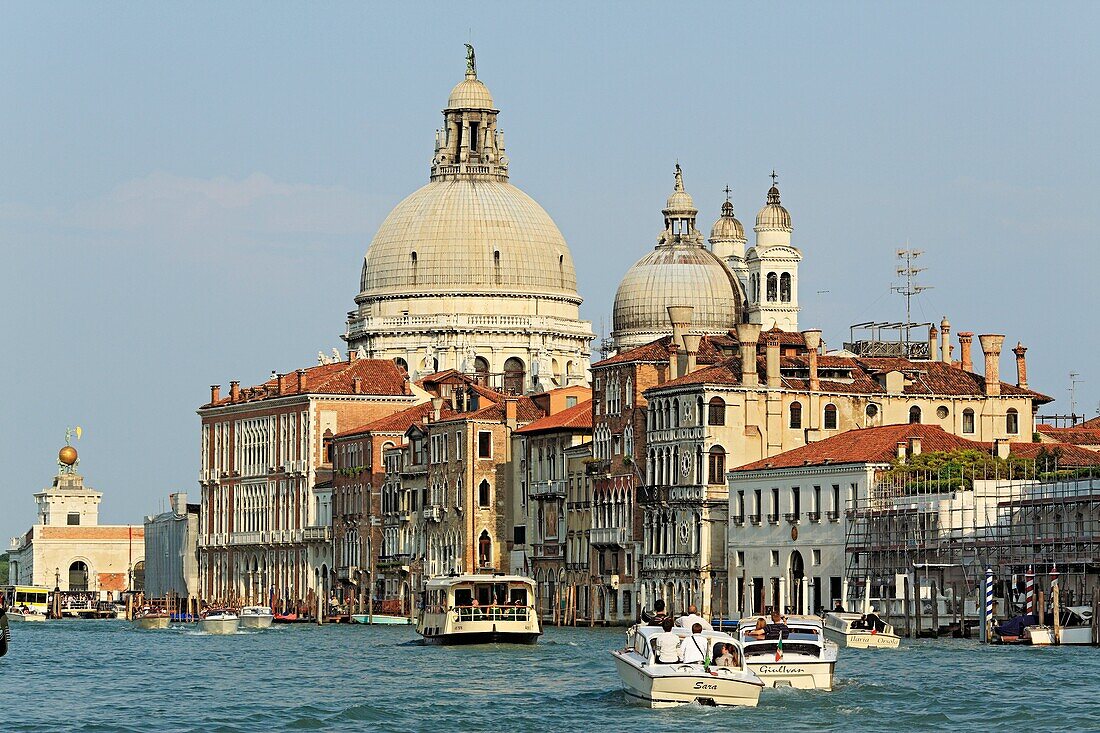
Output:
top-left (2, 2), bottom-right (1098, 541)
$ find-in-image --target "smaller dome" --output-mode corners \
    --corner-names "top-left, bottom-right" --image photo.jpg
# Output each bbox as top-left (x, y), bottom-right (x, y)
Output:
top-left (756, 184), bottom-right (792, 231)
top-left (710, 200), bottom-right (745, 240)
top-left (447, 75), bottom-right (495, 110)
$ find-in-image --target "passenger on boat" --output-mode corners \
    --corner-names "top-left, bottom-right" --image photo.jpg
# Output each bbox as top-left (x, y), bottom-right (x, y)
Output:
top-left (763, 613), bottom-right (790, 640)
top-left (676, 604), bottom-right (713, 632)
top-left (713, 643), bottom-right (740, 668)
top-left (832, 600), bottom-right (845, 613)
top-left (653, 617), bottom-right (682, 663)
top-left (645, 599), bottom-right (668, 627)
top-left (745, 618), bottom-right (767, 639)
top-left (679, 623), bottom-right (709, 664)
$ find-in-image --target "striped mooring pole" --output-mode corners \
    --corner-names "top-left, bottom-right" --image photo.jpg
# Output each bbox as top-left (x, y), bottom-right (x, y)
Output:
top-left (1025, 566), bottom-right (1035, 615)
top-left (983, 567), bottom-right (994, 643)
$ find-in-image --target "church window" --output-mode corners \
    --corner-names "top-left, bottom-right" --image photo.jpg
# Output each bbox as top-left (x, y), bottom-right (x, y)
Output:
top-left (963, 409), bottom-right (976, 434)
top-left (503, 357), bottom-right (525, 395)
top-left (780, 272), bottom-right (792, 302)
top-left (1006, 408), bottom-right (1019, 435)
top-left (708, 397), bottom-right (726, 426)
top-left (767, 272), bottom-right (778, 302)
top-left (824, 403), bottom-right (838, 430)
top-left (707, 446), bottom-right (727, 485)
top-left (789, 401), bottom-right (802, 429)
top-left (909, 406), bottom-right (922, 424)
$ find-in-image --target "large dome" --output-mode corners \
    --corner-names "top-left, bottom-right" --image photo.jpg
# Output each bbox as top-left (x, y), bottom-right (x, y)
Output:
top-left (359, 178), bottom-right (579, 300)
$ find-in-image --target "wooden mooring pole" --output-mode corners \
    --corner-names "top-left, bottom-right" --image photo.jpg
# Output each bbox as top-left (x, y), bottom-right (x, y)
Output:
top-left (903, 578), bottom-right (912, 639)
top-left (1091, 587), bottom-right (1099, 647)
top-left (930, 582), bottom-right (940, 638)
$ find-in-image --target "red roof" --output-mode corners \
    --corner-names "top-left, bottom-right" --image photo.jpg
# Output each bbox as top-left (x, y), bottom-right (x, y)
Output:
top-left (1035, 425), bottom-right (1100, 446)
top-left (515, 399), bottom-right (594, 434)
top-left (593, 334), bottom-right (734, 368)
top-left (458, 396), bottom-right (544, 424)
top-left (1080, 415), bottom-right (1100, 430)
top-left (335, 401), bottom-right (457, 438)
top-left (205, 358), bottom-right (409, 407)
top-left (1005, 442), bottom-right (1100, 466)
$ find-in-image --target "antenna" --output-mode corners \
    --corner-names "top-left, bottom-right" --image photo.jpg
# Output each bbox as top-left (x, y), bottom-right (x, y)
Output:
top-left (891, 247), bottom-right (932, 346)
top-left (1069, 371), bottom-right (1083, 420)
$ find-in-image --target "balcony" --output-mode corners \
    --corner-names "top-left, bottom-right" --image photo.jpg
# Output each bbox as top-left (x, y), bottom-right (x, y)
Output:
top-left (669, 484), bottom-right (706, 503)
top-left (749, 514), bottom-right (762, 526)
top-left (641, 553), bottom-right (700, 572)
top-left (530, 479), bottom-right (568, 499)
top-left (337, 565), bottom-right (358, 582)
top-left (732, 515), bottom-right (745, 527)
top-left (785, 512), bottom-right (800, 525)
top-left (229, 531), bottom-right (264, 546)
top-left (807, 511), bottom-right (821, 523)
top-left (423, 506), bottom-right (442, 522)
top-left (378, 553), bottom-right (411, 569)
top-left (532, 542), bottom-right (563, 559)
top-left (648, 426), bottom-right (706, 444)
top-left (826, 510), bottom-right (840, 522)
top-left (585, 459), bottom-right (610, 477)
top-left (590, 527), bottom-right (628, 547)
top-left (303, 526), bottom-right (331, 542)
top-left (767, 513), bottom-right (779, 525)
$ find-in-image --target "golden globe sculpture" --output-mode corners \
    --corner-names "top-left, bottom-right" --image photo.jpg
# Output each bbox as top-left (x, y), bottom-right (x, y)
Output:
top-left (59, 445), bottom-right (78, 466)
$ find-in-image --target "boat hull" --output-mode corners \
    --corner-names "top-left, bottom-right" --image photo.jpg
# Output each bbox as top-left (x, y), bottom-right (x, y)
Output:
top-left (202, 618), bottom-right (240, 635)
top-left (1025, 625), bottom-right (1095, 646)
top-left (421, 630), bottom-right (539, 645)
top-left (7, 612), bottom-right (46, 623)
top-left (351, 614), bottom-right (413, 625)
top-left (823, 627), bottom-right (901, 649)
top-left (747, 659), bottom-right (836, 690)
top-left (612, 653), bottom-right (762, 708)
top-left (239, 615), bottom-right (273, 629)
top-left (132, 616), bottom-right (171, 630)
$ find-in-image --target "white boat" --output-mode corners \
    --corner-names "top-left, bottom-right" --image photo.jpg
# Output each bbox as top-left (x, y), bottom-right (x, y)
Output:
top-left (611, 624), bottom-right (764, 708)
top-left (201, 610), bottom-right (239, 635)
top-left (417, 573), bottom-right (541, 645)
top-left (239, 606), bottom-right (274, 629)
top-left (6, 609), bottom-right (47, 623)
top-left (736, 615), bottom-right (838, 690)
top-left (1025, 606), bottom-right (1096, 646)
top-left (132, 609), bottom-right (172, 630)
top-left (824, 612), bottom-right (901, 649)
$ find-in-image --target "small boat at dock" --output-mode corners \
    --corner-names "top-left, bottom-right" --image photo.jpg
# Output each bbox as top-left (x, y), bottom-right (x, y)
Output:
top-left (132, 608), bottom-right (172, 630)
top-left (239, 606), bottom-right (274, 629)
top-left (611, 624), bottom-right (764, 708)
top-left (417, 573), bottom-right (541, 644)
top-left (6, 608), bottom-right (47, 623)
top-left (737, 615), bottom-right (838, 690)
top-left (201, 609), bottom-right (239, 635)
top-left (824, 611), bottom-right (901, 649)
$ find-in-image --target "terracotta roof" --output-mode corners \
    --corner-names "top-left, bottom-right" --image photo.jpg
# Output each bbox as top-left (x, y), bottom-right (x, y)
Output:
top-left (204, 358), bottom-right (409, 407)
top-left (593, 334), bottom-right (734, 368)
top-left (515, 399), bottom-right (594, 434)
top-left (427, 395), bottom-right (545, 425)
top-left (1079, 416), bottom-right (1100, 430)
top-left (1034, 425), bottom-right (1100, 446)
top-left (335, 401), bottom-right (456, 438)
top-left (733, 424), bottom-right (980, 471)
top-left (415, 370), bottom-right (505, 401)
top-left (1004, 442), bottom-right (1100, 466)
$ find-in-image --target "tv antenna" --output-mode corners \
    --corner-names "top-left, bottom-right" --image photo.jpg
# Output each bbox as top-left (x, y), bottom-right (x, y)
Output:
top-left (1069, 371), bottom-right (1083, 419)
top-left (892, 247), bottom-right (932, 346)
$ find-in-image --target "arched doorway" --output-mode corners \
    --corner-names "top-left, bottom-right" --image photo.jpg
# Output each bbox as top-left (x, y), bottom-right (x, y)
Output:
top-left (503, 357), bottom-right (525, 395)
top-left (69, 561), bottom-right (89, 591)
top-left (788, 551), bottom-right (806, 614)
top-left (473, 356), bottom-right (490, 385)
top-left (132, 561), bottom-right (146, 593)
top-left (477, 530), bottom-right (492, 569)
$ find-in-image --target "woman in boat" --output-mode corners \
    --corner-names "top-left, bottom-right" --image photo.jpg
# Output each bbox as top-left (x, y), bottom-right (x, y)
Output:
top-left (745, 618), bottom-right (767, 640)
top-left (714, 643), bottom-right (739, 668)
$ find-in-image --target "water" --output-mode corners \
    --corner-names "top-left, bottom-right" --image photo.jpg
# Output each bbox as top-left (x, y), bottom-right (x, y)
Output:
top-left (2, 620), bottom-right (1098, 732)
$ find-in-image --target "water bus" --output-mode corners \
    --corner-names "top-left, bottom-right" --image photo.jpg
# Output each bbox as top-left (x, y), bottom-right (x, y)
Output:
top-left (611, 624), bottom-right (763, 708)
top-left (417, 573), bottom-right (541, 645)
top-left (736, 615), bottom-right (838, 690)
top-left (1, 586), bottom-right (50, 622)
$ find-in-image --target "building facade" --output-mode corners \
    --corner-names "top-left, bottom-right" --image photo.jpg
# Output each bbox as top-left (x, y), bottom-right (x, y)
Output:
top-left (143, 492), bottom-right (200, 600)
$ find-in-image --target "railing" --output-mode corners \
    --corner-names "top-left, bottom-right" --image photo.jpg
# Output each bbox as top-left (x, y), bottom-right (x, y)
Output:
top-left (423, 506), bottom-right (442, 522)
top-left (648, 426), bottom-right (706, 443)
top-left (807, 511), bottom-right (821, 523)
top-left (229, 531), bottom-right (263, 546)
top-left (585, 460), bottom-right (611, 477)
top-left (532, 543), bottom-right (562, 559)
top-left (732, 515), bottom-right (745, 526)
top-left (826, 510), bottom-right (840, 522)
top-left (530, 479), bottom-right (568, 499)
top-left (749, 514), bottom-right (762, 526)
top-left (351, 313), bottom-right (589, 337)
top-left (378, 553), bottom-right (411, 568)
top-left (452, 606), bottom-right (530, 623)
top-left (669, 485), bottom-right (706, 502)
top-left (785, 512), bottom-right (800, 524)
top-left (642, 553), bottom-right (700, 572)
top-left (767, 513), bottom-right (779, 524)
top-left (589, 527), bottom-right (627, 546)
top-left (303, 526), bottom-right (331, 542)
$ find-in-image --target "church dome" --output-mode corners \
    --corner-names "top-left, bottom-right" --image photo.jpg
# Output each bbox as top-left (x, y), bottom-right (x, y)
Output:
top-left (360, 179), bottom-right (578, 299)
top-left (711, 199), bottom-right (745, 240)
top-left (447, 76), bottom-right (495, 110)
top-left (755, 184), bottom-right (792, 231)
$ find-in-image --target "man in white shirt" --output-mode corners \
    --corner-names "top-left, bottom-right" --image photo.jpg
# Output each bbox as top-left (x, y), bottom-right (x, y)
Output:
top-left (676, 604), bottom-right (713, 632)
top-left (653, 617), bottom-right (682, 663)
top-left (679, 622), bottom-right (709, 664)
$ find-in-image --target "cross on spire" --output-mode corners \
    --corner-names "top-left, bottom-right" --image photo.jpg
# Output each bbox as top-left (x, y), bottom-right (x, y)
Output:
top-left (723, 185), bottom-right (732, 202)
top-left (770, 169), bottom-right (779, 187)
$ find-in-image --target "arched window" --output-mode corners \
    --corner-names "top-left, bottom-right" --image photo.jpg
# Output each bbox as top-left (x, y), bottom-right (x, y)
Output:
top-left (410, 251), bottom-right (418, 285)
top-left (68, 561), bottom-right (89, 591)
top-left (473, 356), bottom-right (490, 385)
top-left (707, 446), bottom-right (727, 485)
top-left (708, 397), bottom-right (726, 426)
top-left (503, 357), bottom-right (525, 395)
top-left (133, 561), bottom-right (145, 593)
top-left (394, 357), bottom-right (408, 374)
top-left (780, 272), bottom-right (792, 302)
top-left (824, 403), bottom-right (838, 430)
top-left (478, 530), bottom-right (492, 568)
top-left (909, 406), bottom-right (922, 424)
top-left (766, 272), bottom-right (778, 302)
top-left (478, 480), bottom-right (491, 508)
top-left (963, 409), bottom-right (975, 434)
top-left (1006, 408), bottom-right (1019, 435)
top-left (789, 401), bottom-right (802, 429)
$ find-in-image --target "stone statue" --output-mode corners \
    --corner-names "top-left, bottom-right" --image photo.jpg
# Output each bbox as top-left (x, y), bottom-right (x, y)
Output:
top-left (465, 43), bottom-right (476, 76)
top-left (332, 347), bottom-right (342, 363)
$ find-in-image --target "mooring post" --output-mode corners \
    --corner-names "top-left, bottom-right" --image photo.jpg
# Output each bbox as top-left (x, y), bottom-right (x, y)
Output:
top-left (1091, 587), bottom-right (1099, 646)
top-left (930, 581), bottom-right (940, 638)
top-left (914, 578), bottom-right (923, 638)
top-left (903, 578), bottom-right (912, 639)
top-left (1038, 590), bottom-right (1046, 626)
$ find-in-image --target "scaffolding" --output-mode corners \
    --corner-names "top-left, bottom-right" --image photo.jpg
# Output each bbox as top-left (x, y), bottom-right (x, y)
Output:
top-left (845, 458), bottom-right (1100, 628)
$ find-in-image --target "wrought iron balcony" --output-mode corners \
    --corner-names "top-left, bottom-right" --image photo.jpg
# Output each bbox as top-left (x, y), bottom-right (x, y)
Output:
top-left (530, 479), bottom-right (568, 499)
top-left (590, 527), bottom-right (628, 547)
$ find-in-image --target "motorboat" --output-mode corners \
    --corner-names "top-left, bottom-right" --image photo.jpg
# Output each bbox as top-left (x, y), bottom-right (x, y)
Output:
top-left (239, 606), bottom-right (274, 629)
top-left (824, 611), bottom-right (901, 649)
top-left (611, 624), bottom-right (764, 708)
top-left (350, 613), bottom-right (413, 625)
top-left (417, 573), bottom-right (541, 645)
top-left (736, 615), bottom-right (838, 690)
top-left (201, 609), bottom-right (240, 635)
top-left (6, 608), bottom-right (47, 623)
top-left (132, 608), bottom-right (172, 630)
top-left (1024, 606), bottom-right (1096, 646)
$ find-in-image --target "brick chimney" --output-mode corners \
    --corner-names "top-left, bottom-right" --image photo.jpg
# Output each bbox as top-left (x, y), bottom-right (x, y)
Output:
top-left (928, 325), bottom-right (939, 362)
top-left (295, 369), bottom-right (306, 393)
top-left (505, 397), bottom-right (518, 427)
top-left (896, 441), bottom-right (907, 462)
top-left (352, 376), bottom-right (363, 395)
top-left (979, 334), bottom-right (1005, 396)
top-left (958, 332), bottom-right (974, 372)
top-left (908, 436), bottom-right (922, 456)
top-left (667, 306), bottom-right (694, 348)
top-left (802, 330), bottom-right (821, 391)
top-left (682, 334), bottom-right (702, 375)
top-left (667, 342), bottom-right (680, 381)
top-left (277, 373), bottom-right (288, 395)
top-left (940, 317), bottom-right (951, 364)
top-left (1012, 342), bottom-right (1029, 389)
top-left (229, 381), bottom-right (240, 402)
top-left (210, 384), bottom-right (221, 403)
top-left (994, 438), bottom-right (1010, 459)
top-left (431, 396), bottom-right (444, 422)
top-left (764, 331), bottom-right (781, 388)
top-left (736, 323), bottom-right (761, 387)
top-left (347, 349), bottom-right (358, 363)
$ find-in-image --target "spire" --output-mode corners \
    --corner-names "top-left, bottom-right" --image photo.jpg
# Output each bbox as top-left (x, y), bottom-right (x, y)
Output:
top-left (722, 185), bottom-right (735, 217)
top-left (767, 170), bottom-right (781, 205)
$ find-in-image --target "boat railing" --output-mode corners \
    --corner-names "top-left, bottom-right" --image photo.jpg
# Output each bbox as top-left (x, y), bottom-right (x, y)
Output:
top-left (451, 605), bottom-right (531, 623)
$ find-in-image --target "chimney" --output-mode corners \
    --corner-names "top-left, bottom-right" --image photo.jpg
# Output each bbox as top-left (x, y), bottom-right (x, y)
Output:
top-left (736, 323), bottom-right (761, 387)
top-left (667, 305), bottom-right (694, 349)
top-left (897, 441), bottom-right (907, 462)
top-left (505, 397), bottom-right (518, 427)
top-left (764, 331), bottom-right (781, 388)
top-left (802, 330), bottom-right (821, 391)
top-left (352, 376), bottom-right (363, 395)
top-left (682, 334), bottom-right (702, 375)
top-left (210, 384), bottom-right (221, 403)
top-left (1012, 342), bottom-right (1029, 389)
top-left (908, 436), bottom-right (922, 457)
top-left (928, 325), bottom-right (939, 362)
top-left (229, 380), bottom-right (240, 402)
top-left (994, 438), bottom-right (1011, 460)
top-left (940, 317), bottom-right (951, 364)
top-left (296, 369), bottom-right (306, 393)
top-left (958, 332), bottom-right (974, 372)
top-left (347, 349), bottom-right (358, 363)
top-left (171, 492), bottom-right (188, 515)
top-left (277, 374), bottom-right (288, 395)
top-left (668, 342), bottom-right (680, 381)
top-left (979, 334), bottom-right (1005, 396)
top-left (431, 396), bottom-right (444, 422)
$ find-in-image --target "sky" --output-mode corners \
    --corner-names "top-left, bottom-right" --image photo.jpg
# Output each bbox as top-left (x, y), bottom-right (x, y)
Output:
top-left (2, 2), bottom-right (1098, 542)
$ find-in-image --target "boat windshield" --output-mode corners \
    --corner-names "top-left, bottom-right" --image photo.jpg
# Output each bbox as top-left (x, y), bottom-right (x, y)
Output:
top-left (450, 582), bottom-right (532, 622)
